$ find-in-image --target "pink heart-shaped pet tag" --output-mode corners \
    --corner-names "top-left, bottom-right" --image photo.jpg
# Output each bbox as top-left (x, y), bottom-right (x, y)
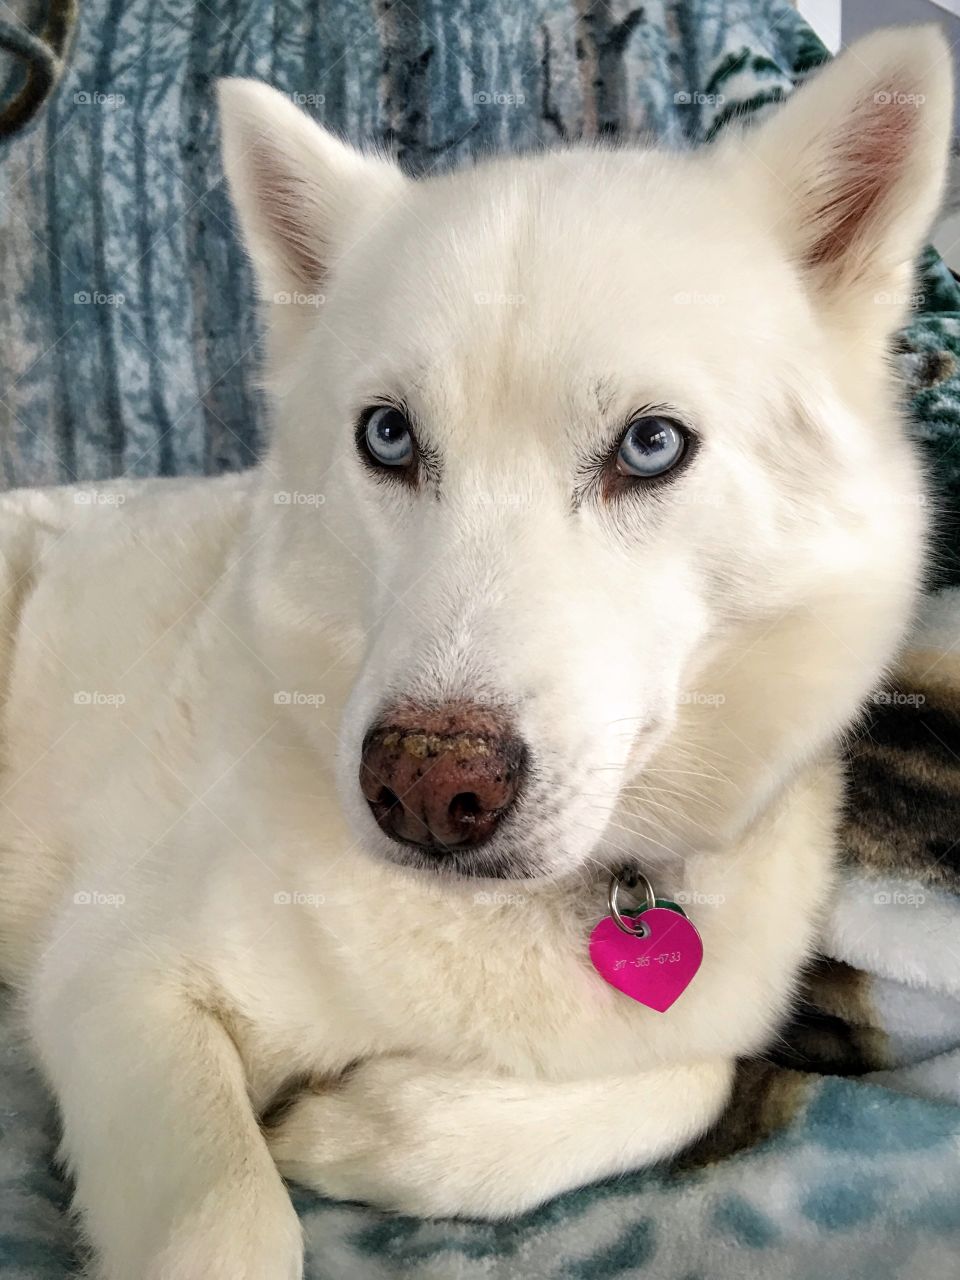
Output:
top-left (589, 908), bottom-right (703, 1012)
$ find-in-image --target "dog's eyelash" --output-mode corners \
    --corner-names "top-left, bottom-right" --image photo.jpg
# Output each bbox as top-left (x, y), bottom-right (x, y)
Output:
top-left (354, 402), bottom-right (442, 490)
top-left (574, 405), bottom-right (697, 508)
top-left (582, 403), bottom-right (671, 472)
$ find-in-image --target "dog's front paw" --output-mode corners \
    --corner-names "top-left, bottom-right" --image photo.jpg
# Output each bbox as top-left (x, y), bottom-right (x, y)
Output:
top-left (266, 1057), bottom-right (526, 1218)
top-left (139, 1183), bottom-right (303, 1280)
top-left (266, 1057), bottom-right (447, 1214)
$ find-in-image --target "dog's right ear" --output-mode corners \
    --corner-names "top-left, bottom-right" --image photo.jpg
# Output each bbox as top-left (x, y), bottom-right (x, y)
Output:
top-left (735, 26), bottom-right (952, 335)
top-left (217, 80), bottom-right (405, 306)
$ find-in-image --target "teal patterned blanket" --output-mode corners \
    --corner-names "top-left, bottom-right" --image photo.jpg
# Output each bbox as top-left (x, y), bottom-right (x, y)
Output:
top-left (1, 2), bottom-right (960, 1277)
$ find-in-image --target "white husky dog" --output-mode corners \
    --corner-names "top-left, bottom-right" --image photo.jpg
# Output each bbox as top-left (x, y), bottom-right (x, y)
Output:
top-left (0, 25), bottom-right (951, 1280)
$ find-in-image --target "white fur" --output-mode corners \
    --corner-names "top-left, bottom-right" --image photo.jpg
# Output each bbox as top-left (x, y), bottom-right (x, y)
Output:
top-left (0, 27), bottom-right (951, 1279)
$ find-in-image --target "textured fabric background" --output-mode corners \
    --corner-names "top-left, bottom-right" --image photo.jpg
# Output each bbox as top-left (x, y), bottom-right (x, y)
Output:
top-left (1, 3), bottom-right (960, 1278)
top-left (0, 0), bottom-right (849, 489)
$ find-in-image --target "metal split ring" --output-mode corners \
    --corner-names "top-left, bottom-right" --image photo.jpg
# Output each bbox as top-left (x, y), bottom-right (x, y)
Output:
top-left (607, 869), bottom-right (656, 938)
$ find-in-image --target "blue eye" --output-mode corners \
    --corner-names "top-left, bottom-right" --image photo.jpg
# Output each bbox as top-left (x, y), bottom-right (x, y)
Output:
top-left (616, 416), bottom-right (686, 478)
top-left (364, 406), bottom-right (415, 468)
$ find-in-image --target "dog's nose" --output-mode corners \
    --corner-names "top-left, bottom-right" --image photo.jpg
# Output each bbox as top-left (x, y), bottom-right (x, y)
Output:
top-left (360, 703), bottom-right (526, 851)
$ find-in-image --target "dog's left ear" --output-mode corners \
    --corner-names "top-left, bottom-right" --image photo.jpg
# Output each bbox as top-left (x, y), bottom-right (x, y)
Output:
top-left (217, 79), bottom-right (405, 307)
top-left (738, 25), bottom-right (952, 331)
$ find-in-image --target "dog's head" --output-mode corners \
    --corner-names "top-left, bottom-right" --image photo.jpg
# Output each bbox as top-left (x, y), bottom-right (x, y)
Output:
top-left (220, 28), bottom-right (951, 880)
